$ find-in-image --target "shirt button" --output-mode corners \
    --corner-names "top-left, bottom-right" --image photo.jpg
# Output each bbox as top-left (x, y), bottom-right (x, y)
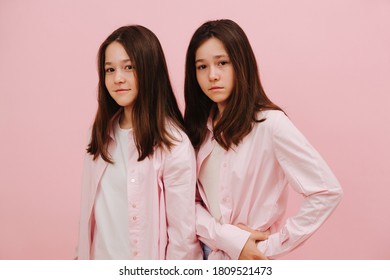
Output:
top-left (132, 204), bottom-right (136, 208)
top-left (133, 251), bottom-right (138, 256)
top-left (132, 216), bottom-right (137, 221)
top-left (130, 178), bottom-right (136, 183)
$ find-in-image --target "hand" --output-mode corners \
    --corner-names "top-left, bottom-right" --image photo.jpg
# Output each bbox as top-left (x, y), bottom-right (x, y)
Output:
top-left (236, 224), bottom-right (269, 260)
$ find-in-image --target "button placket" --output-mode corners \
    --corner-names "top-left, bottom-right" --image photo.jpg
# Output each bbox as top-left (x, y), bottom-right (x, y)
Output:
top-left (126, 136), bottom-right (143, 259)
top-left (127, 165), bottom-right (141, 257)
top-left (220, 153), bottom-right (232, 221)
top-left (128, 199), bottom-right (140, 255)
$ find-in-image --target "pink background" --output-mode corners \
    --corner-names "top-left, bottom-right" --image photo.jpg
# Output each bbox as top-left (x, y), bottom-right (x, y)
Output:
top-left (0, 0), bottom-right (389, 259)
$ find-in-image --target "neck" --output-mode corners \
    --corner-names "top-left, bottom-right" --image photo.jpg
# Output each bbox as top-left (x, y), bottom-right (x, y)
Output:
top-left (213, 107), bottom-right (223, 127)
top-left (119, 107), bottom-right (133, 129)
top-left (217, 102), bottom-right (226, 115)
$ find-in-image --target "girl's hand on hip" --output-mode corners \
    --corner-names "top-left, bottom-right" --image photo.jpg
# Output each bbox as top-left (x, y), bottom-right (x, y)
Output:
top-left (236, 223), bottom-right (269, 260)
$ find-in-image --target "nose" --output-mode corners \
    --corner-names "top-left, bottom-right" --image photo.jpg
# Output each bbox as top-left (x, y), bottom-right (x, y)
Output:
top-left (208, 66), bottom-right (220, 81)
top-left (114, 70), bottom-right (125, 83)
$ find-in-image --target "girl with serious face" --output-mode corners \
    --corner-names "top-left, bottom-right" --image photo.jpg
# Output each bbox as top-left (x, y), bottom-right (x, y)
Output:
top-left (184, 19), bottom-right (343, 260)
top-left (76, 25), bottom-right (202, 260)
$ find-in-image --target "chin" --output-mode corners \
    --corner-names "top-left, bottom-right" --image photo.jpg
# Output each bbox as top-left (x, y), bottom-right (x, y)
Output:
top-left (115, 98), bottom-right (136, 107)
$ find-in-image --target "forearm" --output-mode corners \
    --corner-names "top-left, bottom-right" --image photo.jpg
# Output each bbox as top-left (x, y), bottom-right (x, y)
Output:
top-left (258, 190), bottom-right (343, 258)
top-left (196, 203), bottom-right (251, 259)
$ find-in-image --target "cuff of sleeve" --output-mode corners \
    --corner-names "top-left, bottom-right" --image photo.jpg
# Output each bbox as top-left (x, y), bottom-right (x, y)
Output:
top-left (257, 233), bottom-right (283, 259)
top-left (215, 224), bottom-right (251, 260)
top-left (257, 238), bottom-right (270, 256)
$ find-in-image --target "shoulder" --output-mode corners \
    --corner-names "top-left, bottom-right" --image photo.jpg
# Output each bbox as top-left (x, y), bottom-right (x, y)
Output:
top-left (159, 123), bottom-right (196, 167)
top-left (257, 109), bottom-right (286, 122)
top-left (254, 109), bottom-right (288, 131)
top-left (158, 121), bottom-right (195, 158)
top-left (165, 122), bottom-right (190, 144)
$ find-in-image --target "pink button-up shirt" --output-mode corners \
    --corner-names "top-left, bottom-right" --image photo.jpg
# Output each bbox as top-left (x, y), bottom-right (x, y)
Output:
top-left (196, 110), bottom-right (343, 259)
top-left (77, 119), bottom-right (202, 260)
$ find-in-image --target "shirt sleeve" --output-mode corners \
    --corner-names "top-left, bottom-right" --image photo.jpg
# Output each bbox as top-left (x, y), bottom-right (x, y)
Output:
top-left (195, 200), bottom-right (251, 259)
top-left (258, 111), bottom-right (343, 258)
top-left (163, 132), bottom-right (203, 260)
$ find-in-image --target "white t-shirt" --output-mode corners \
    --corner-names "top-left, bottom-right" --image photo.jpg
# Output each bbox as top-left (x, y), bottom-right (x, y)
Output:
top-left (91, 122), bottom-right (132, 259)
top-left (199, 142), bottom-right (223, 222)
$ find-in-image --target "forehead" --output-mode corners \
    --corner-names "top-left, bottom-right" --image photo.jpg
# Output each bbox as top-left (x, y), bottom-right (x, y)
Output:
top-left (195, 37), bottom-right (228, 59)
top-left (105, 41), bottom-right (131, 62)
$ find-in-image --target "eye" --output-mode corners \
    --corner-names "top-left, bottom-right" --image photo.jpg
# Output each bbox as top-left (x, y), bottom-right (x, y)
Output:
top-left (196, 64), bottom-right (207, 70)
top-left (105, 67), bottom-right (115, 73)
top-left (218, 60), bottom-right (229, 66)
top-left (125, 65), bottom-right (134, 70)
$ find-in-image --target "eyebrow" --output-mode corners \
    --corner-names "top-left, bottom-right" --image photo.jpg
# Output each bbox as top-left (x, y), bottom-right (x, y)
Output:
top-left (104, 59), bottom-right (132, 66)
top-left (195, 54), bottom-right (229, 63)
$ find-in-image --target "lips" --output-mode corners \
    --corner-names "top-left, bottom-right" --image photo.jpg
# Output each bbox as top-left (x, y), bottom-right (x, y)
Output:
top-left (209, 86), bottom-right (223, 90)
top-left (115, 89), bottom-right (129, 92)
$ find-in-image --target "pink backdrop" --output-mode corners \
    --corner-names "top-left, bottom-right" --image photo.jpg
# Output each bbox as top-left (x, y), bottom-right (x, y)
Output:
top-left (0, 0), bottom-right (389, 259)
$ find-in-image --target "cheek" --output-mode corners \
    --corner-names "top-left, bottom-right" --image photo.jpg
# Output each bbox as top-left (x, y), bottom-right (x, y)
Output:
top-left (195, 71), bottom-right (200, 83)
top-left (131, 76), bottom-right (138, 88)
top-left (227, 71), bottom-right (235, 87)
top-left (196, 73), bottom-right (206, 88)
top-left (104, 76), bottom-right (110, 88)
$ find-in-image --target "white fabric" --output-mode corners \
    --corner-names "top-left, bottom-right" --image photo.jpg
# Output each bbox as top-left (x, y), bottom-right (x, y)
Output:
top-left (199, 142), bottom-right (223, 222)
top-left (91, 123), bottom-right (132, 259)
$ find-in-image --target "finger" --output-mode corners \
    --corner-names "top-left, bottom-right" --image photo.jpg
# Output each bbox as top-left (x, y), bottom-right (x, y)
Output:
top-left (236, 223), bottom-right (257, 234)
top-left (237, 224), bottom-right (271, 237)
top-left (254, 254), bottom-right (269, 260)
top-left (251, 231), bottom-right (269, 241)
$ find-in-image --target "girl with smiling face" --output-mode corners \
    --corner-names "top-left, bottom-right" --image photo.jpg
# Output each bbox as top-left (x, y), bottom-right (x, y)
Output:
top-left (76, 25), bottom-right (202, 260)
top-left (184, 19), bottom-right (343, 260)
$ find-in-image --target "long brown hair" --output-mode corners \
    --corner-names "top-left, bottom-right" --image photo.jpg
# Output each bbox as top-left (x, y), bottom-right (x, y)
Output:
top-left (184, 19), bottom-right (282, 150)
top-left (87, 25), bottom-right (185, 162)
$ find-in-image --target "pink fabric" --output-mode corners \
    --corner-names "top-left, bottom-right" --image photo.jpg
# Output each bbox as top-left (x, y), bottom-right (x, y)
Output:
top-left (77, 121), bottom-right (202, 260)
top-left (196, 110), bottom-right (343, 259)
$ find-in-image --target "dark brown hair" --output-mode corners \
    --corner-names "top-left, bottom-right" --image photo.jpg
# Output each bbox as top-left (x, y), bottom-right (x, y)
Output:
top-left (184, 19), bottom-right (282, 150)
top-left (87, 25), bottom-right (185, 162)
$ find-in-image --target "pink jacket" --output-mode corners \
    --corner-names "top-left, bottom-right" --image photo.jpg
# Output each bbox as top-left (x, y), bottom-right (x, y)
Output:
top-left (77, 123), bottom-right (202, 260)
top-left (196, 110), bottom-right (343, 259)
